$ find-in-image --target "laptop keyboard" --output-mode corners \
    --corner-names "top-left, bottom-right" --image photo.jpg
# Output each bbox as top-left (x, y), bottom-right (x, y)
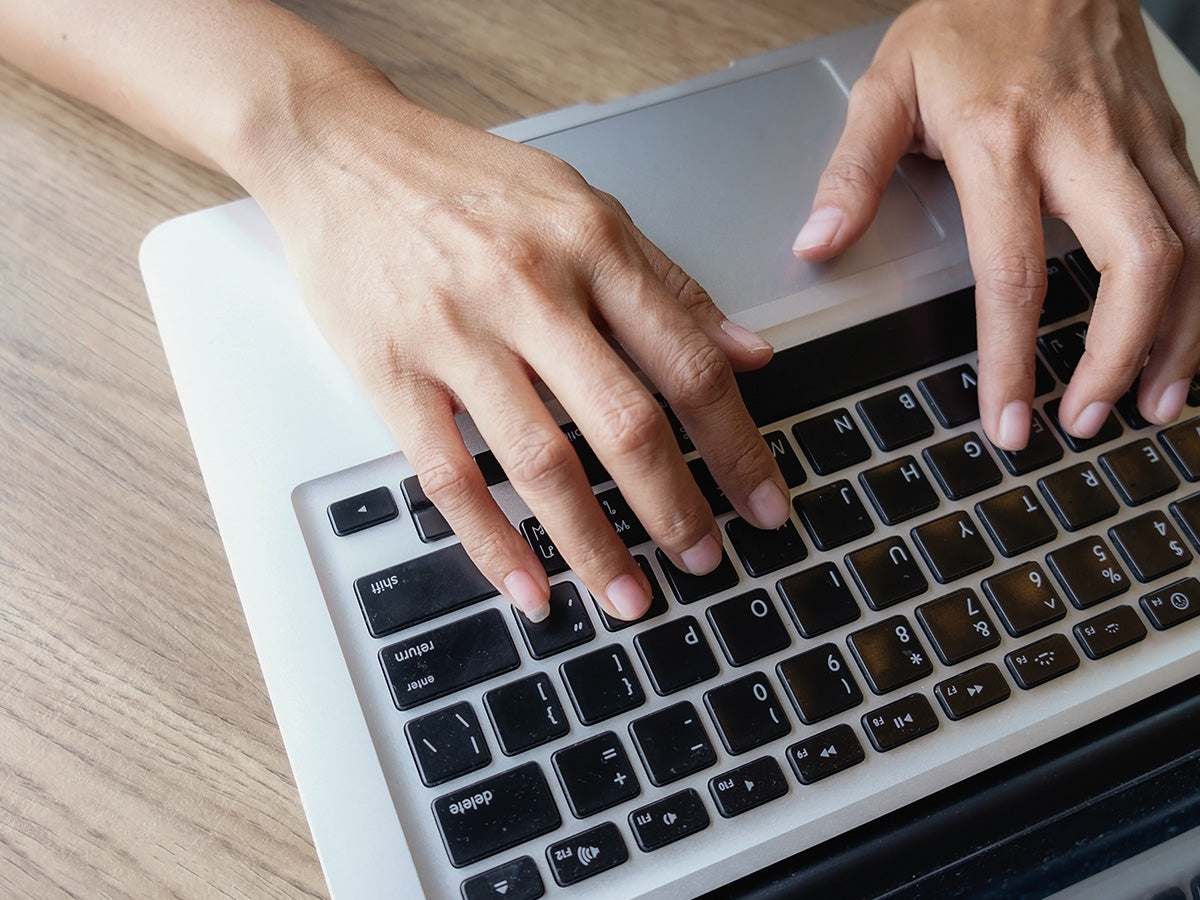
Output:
top-left (293, 249), bottom-right (1200, 900)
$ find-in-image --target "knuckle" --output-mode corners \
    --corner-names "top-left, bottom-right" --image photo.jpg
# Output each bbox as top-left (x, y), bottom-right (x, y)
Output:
top-left (820, 151), bottom-right (887, 202)
top-left (503, 424), bottom-right (579, 488)
top-left (648, 501), bottom-right (715, 552)
top-left (418, 456), bottom-right (478, 514)
top-left (1126, 218), bottom-right (1184, 279)
top-left (663, 334), bottom-right (737, 415)
top-left (590, 385), bottom-right (669, 463)
top-left (980, 251), bottom-right (1048, 309)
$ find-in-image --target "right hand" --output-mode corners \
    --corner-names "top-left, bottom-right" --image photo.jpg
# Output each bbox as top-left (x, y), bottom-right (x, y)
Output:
top-left (247, 67), bottom-right (790, 622)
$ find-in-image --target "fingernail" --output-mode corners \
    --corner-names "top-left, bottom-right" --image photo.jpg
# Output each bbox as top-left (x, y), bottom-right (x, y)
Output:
top-left (748, 479), bottom-right (790, 529)
top-left (793, 206), bottom-right (844, 253)
top-left (606, 572), bottom-right (650, 620)
top-left (1071, 401), bottom-right (1112, 438)
top-left (997, 400), bottom-right (1031, 450)
top-left (720, 317), bottom-right (773, 354)
top-left (505, 569), bottom-right (550, 623)
top-left (1155, 378), bottom-right (1190, 423)
top-left (681, 533), bottom-right (723, 575)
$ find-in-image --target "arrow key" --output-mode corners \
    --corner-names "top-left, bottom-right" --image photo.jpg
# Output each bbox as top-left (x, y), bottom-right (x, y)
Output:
top-left (785, 723), bottom-right (865, 784)
top-left (933, 663), bottom-right (1011, 720)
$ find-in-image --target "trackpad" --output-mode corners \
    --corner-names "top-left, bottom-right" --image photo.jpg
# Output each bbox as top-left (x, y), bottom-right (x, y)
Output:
top-left (528, 58), bottom-right (944, 315)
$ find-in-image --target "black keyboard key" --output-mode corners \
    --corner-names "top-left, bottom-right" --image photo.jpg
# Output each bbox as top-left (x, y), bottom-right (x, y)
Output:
top-left (629, 789), bottom-right (710, 851)
top-left (1159, 417), bottom-right (1200, 481)
top-left (1073, 604), bottom-right (1147, 659)
top-left (594, 556), bottom-right (669, 631)
top-left (725, 516), bottom-right (807, 576)
top-left (709, 757), bottom-right (788, 818)
top-left (1109, 511), bottom-right (1193, 582)
top-left (847, 615), bottom-right (935, 694)
top-left (915, 588), bottom-right (1001, 665)
top-left (356, 543), bottom-right (498, 637)
top-left (473, 450), bottom-right (508, 486)
top-left (859, 455), bottom-right (940, 525)
top-left (400, 474), bottom-right (431, 511)
top-left (763, 430), bottom-right (808, 488)
top-left (633, 616), bottom-right (720, 696)
top-left (704, 671), bottom-right (791, 754)
top-left (414, 504), bottom-right (454, 543)
top-left (519, 517), bottom-right (570, 577)
top-left (552, 732), bottom-right (640, 818)
top-left (547, 822), bottom-right (627, 886)
top-left (1100, 438), bottom-right (1180, 506)
top-left (1045, 398), bottom-right (1124, 452)
top-left (1038, 461), bottom-right (1121, 531)
top-left (433, 763), bottom-right (560, 868)
top-left (994, 410), bottom-right (1063, 475)
top-left (975, 485), bottom-right (1059, 557)
top-left (1042, 257), bottom-right (1091, 323)
top-left (920, 364), bottom-right (980, 427)
top-left (628, 701), bottom-right (718, 786)
top-left (861, 693), bottom-right (939, 752)
top-left (657, 547), bottom-right (740, 604)
top-left (1140, 577), bottom-right (1200, 630)
top-left (561, 645), bottom-right (646, 725)
top-left (776, 562), bottom-right (861, 638)
top-left (406, 701), bottom-right (491, 786)
top-left (1115, 384), bottom-right (1151, 431)
top-left (923, 432), bottom-right (1002, 500)
top-left (1171, 492), bottom-right (1200, 550)
top-left (777, 644), bottom-right (864, 724)
top-left (688, 457), bottom-right (734, 516)
top-left (328, 486), bottom-right (398, 536)
top-left (484, 673), bottom-right (570, 756)
top-left (1065, 248), bottom-right (1100, 296)
top-left (1005, 633), bottom-right (1080, 689)
top-left (380, 609), bottom-right (519, 710)
top-left (514, 581), bottom-right (595, 658)
top-left (596, 487), bottom-right (650, 547)
top-left (707, 589), bottom-right (792, 667)
top-left (857, 385), bottom-right (935, 451)
top-left (1038, 321), bottom-right (1088, 385)
top-left (845, 536), bottom-right (929, 610)
top-left (785, 724), bottom-right (866, 784)
top-left (1045, 536), bottom-right (1130, 609)
top-left (983, 562), bottom-right (1067, 637)
top-left (461, 857), bottom-right (543, 900)
top-left (911, 511), bottom-right (994, 584)
top-left (934, 663), bottom-right (1010, 720)
top-left (792, 407), bottom-right (872, 475)
top-left (794, 479), bottom-right (875, 550)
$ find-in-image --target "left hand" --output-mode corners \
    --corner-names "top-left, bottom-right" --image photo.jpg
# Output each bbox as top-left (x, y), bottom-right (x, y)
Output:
top-left (794, 0), bottom-right (1200, 450)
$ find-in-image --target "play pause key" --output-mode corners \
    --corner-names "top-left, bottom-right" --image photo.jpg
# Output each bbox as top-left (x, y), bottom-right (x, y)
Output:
top-left (547, 822), bottom-right (628, 886)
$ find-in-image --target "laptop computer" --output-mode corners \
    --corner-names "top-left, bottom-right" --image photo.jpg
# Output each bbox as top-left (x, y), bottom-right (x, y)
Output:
top-left (139, 15), bottom-right (1200, 900)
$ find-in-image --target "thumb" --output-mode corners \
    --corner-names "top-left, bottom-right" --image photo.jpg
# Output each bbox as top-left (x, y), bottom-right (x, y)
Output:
top-left (794, 67), bottom-right (916, 262)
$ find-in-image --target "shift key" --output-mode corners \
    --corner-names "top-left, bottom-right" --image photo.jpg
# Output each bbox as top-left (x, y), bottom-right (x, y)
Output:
top-left (380, 609), bottom-right (519, 710)
top-left (434, 762), bottom-right (561, 867)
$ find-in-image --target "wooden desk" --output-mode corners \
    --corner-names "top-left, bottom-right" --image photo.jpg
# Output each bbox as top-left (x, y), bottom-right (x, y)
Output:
top-left (0, 2), bottom-right (908, 896)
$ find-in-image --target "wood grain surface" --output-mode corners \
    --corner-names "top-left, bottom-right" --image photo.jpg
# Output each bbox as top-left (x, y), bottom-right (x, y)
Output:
top-left (0, 2), bottom-right (910, 897)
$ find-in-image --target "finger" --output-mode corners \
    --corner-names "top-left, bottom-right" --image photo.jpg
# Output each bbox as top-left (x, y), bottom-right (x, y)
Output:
top-left (577, 249), bottom-right (791, 534)
top-left (374, 374), bottom-right (554, 623)
top-left (1050, 161), bottom-right (1184, 437)
top-left (453, 351), bottom-right (656, 621)
top-left (793, 63), bottom-right (916, 262)
top-left (599, 191), bottom-right (775, 373)
top-left (1134, 144), bottom-right (1200, 424)
top-left (519, 308), bottom-right (728, 578)
top-left (941, 132), bottom-right (1047, 451)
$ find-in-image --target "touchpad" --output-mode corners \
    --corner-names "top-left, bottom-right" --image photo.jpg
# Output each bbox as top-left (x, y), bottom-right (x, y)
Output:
top-left (528, 58), bottom-right (944, 316)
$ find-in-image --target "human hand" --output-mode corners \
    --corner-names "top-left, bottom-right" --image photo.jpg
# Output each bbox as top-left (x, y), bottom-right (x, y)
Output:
top-left (249, 70), bottom-right (790, 622)
top-left (794, 0), bottom-right (1200, 450)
